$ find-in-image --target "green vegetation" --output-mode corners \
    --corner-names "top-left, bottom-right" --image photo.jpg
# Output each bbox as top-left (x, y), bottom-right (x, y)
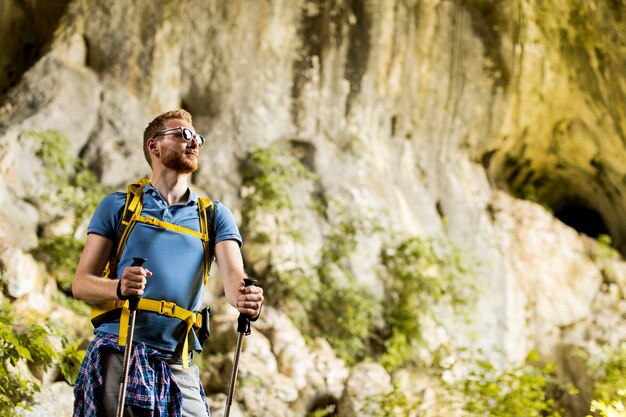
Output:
top-left (590, 397), bottom-right (626, 417)
top-left (240, 143), bottom-right (319, 335)
top-left (377, 236), bottom-right (478, 370)
top-left (240, 144), bottom-right (480, 367)
top-left (585, 342), bottom-right (626, 417)
top-left (26, 129), bottom-right (109, 228)
top-left (240, 144), bottom-right (320, 249)
top-left (593, 234), bottom-right (620, 261)
top-left (0, 130), bottom-right (102, 411)
top-left (235, 141), bottom-right (606, 417)
top-left (240, 144), bottom-right (386, 363)
top-left (520, 184), bottom-right (553, 213)
top-left (33, 234), bottom-right (84, 294)
top-left (461, 350), bottom-right (575, 417)
top-left (57, 337), bottom-right (86, 384)
top-left (260, 213), bottom-right (382, 365)
top-left (306, 405), bottom-right (336, 417)
top-left (241, 144), bottom-right (317, 215)
top-left (360, 349), bottom-right (576, 417)
top-left (24, 129), bottom-right (110, 296)
top-left (308, 214), bottom-right (381, 364)
top-left (0, 301), bottom-right (84, 415)
top-left (374, 387), bottom-right (417, 417)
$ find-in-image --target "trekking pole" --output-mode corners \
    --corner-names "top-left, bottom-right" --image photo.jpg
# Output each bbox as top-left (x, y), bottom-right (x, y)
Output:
top-left (116, 257), bottom-right (147, 417)
top-left (224, 278), bottom-right (257, 417)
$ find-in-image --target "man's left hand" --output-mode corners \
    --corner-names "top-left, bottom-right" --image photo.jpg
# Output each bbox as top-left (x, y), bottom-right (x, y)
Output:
top-left (236, 283), bottom-right (264, 318)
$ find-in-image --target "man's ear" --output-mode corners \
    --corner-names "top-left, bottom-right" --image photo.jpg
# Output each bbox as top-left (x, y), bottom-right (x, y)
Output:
top-left (148, 138), bottom-right (160, 157)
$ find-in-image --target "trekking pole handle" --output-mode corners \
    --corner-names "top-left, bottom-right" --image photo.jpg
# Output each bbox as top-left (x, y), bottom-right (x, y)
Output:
top-left (116, 256), bottom-right (147, 417)
top-left (128, 257), bottom-right (147, 311)
top-left (243, 278), bottom-right (257, 291)
top-left (237, 278), bottom-right (257, 334)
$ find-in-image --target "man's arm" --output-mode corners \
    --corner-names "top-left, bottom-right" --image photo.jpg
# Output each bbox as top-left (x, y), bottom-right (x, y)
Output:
top-left (72, 233), bottom-right (150, 304)
top-left (215, 239), bottom-right (264, 317)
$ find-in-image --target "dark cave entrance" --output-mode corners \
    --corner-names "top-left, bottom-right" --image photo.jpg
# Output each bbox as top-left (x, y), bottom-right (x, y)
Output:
top-left (553, 200), bottom-right (610, 240)
top-left (484, 147), bottom-right (624, 256)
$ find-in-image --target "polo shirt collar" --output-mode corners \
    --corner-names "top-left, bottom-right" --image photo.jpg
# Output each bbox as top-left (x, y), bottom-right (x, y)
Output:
top-left (144, 182), bottom-right (198, 206)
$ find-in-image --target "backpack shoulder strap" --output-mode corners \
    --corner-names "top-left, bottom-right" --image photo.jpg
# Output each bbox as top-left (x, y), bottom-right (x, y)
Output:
top-left (198, 197), bottom-right (215, 285)
top-left (102, 178), bottom-right (150, 278)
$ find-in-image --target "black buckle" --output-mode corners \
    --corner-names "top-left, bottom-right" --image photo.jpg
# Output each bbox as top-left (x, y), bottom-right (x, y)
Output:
top-left (196, 306), bottom-right (211, 347)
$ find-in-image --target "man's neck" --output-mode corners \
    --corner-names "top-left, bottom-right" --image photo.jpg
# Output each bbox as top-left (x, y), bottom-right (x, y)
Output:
top-left (150, 170), bottom-right (190, 206)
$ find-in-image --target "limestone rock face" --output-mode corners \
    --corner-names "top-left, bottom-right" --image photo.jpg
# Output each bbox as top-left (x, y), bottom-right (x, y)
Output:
top-left (1, 0), bottom-right (626, 416)
top-left (485, 192), bottom-right (604, 359)
top-left (20, 381), bottom-right (74, 417)
top-left (0, 244), bottom-right (42, 299)
top-left (0, 0), bottom-right (70, 96)
top-left (337, 362), bottom-right (393, 417)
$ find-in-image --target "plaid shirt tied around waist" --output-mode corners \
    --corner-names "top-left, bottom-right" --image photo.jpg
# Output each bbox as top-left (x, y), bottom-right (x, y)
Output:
top-left (73, 332), bottom-right (209, 417)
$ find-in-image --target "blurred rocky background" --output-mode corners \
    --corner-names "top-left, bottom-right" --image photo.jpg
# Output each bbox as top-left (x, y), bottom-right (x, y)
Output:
top-left (1, 0), bottom-right (626, 416)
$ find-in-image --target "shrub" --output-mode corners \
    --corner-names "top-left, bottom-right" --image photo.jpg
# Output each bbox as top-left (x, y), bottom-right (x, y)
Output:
top-left (24, 129), bottom-right (110, 295)
top-left (239, 143), bottom-right (320, 329)
top-left (240, 145), bottom-right (382, 362)
top-left (240, 144), bottom-right (317, 216)
top-left (0, 130), bottom-right (93, 412)
top-left (32, 235), bottom-right (84, 294)
top-left (275, 215), bottom-right (381, 365)
top-left (461, 351), bottom-right (572, 417)
top-left (308, 213), bottom-right (382, 363)
top-left (585, 342), bottom-right (626, 417)
top-left (377, 236), bottom-right (477, 370)
top-left (26, 129), bottom-right (108, 227)
top-left (0, 302), bottom-right (84, 415)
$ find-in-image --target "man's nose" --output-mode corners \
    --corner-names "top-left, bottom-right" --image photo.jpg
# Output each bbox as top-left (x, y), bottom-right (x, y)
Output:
top-left (188, 136), bottom-right (200, 147)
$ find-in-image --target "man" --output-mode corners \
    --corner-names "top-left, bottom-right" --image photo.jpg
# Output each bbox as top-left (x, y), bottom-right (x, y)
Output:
top-left (72, 109), bottom-right (264, 417)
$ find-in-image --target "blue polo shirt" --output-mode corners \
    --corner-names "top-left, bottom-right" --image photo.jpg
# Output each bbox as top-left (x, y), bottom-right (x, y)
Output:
top-left (87, 183), bottom-right (242, 354)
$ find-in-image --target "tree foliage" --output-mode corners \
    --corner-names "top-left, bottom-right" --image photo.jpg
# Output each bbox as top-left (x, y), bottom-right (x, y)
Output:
top-left (0, 302), bottom-right (84, 415)
top-left (585, 342), bottom-right (626, 417)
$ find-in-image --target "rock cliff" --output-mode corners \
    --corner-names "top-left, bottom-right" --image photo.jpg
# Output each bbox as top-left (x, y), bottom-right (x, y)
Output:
top-left (1, 1), bottom-right (626, 416)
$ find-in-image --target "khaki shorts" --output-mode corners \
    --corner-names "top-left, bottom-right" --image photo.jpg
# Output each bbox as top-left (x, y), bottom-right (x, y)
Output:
top-left (101, 350), bottom-right (210, 417)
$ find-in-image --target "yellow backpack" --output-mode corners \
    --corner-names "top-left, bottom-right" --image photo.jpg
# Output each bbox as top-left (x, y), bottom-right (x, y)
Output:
top-left (90, 178), bottom-right (215, 368)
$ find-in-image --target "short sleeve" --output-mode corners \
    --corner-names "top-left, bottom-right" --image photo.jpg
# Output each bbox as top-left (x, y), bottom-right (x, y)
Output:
top-left (87, 192), bottom-right (126, 240)
top-left (213, 201), bottom-right (243, 247)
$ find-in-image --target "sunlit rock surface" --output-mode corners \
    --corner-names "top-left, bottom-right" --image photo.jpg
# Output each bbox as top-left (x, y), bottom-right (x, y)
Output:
top-left (2, 1), bottom-right (626, 416)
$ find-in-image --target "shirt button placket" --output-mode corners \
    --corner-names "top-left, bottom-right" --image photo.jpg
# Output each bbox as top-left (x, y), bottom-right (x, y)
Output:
top-left (164, 208), bottom-right (172, 222)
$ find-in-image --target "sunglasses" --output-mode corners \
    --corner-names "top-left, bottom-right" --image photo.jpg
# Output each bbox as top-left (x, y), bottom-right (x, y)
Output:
top-left (153, 127), bottom-right (205, 148)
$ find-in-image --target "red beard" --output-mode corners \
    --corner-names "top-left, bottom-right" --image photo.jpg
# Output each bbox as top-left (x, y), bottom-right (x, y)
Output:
top-left (160, 147), bottom-right (199, 173)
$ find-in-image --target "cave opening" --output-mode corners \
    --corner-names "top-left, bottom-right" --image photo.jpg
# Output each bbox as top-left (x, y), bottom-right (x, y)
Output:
top-left (484, 147), bottom-right (623, 255)
top-left (554, 200), bottom-right (610, 240)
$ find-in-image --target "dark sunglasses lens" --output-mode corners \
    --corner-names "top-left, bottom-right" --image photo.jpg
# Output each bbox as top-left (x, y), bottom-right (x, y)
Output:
top-left (182, 128), bottom-right (193, 141)
top-left (181, 128), bottom-right (204, 147)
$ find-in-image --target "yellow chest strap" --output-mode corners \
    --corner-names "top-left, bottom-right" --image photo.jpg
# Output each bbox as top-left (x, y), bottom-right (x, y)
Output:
top-left (134, 215), bottom-right (208, 241)
top-left (95, 299), bottom-right (202, 369)
top-left (92, 179), bottom-right (216, 369)
top-left (102, 180), bottom-right (215, 285)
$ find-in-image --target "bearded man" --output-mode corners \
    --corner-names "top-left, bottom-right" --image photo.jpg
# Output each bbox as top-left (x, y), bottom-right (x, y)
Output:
top-left (72, 109), bottom-right (263, 417)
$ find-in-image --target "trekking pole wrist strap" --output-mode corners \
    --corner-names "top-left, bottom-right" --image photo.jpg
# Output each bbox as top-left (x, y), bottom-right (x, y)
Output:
top-left (116, 280), bottom-right (128, 301)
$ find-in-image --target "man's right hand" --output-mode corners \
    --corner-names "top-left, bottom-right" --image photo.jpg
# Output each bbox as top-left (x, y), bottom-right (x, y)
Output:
top-left (118, 265), bottom-right (152, 298)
